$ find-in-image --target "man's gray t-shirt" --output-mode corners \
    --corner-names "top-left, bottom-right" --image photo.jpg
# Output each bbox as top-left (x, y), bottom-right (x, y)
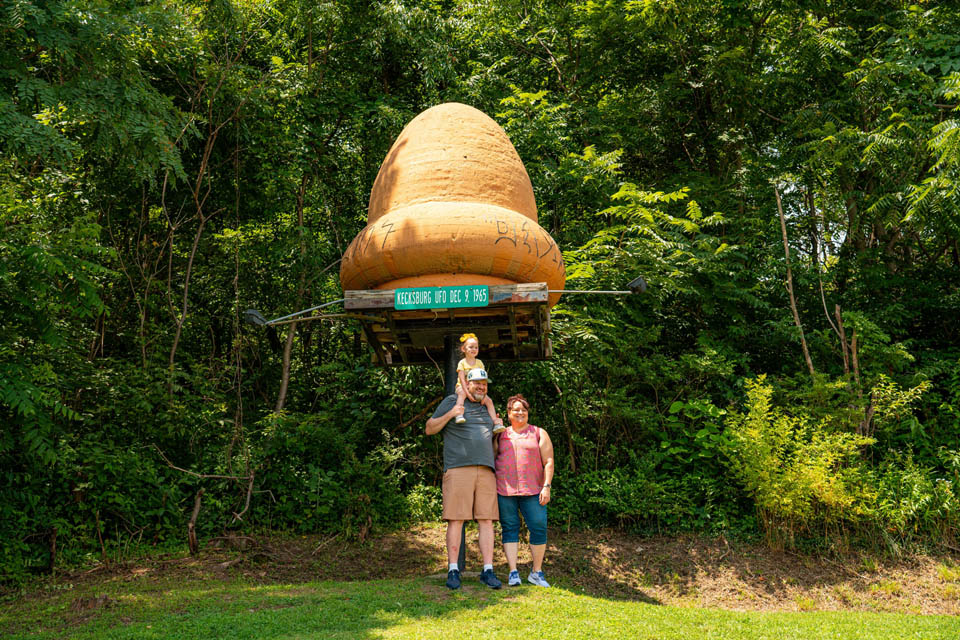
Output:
top-left (432, 394), bottom-right (495, 472)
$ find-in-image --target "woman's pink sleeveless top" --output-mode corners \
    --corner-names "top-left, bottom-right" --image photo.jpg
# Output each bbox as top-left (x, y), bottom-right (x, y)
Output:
top-left (495, 424), bottom-right (543, 496)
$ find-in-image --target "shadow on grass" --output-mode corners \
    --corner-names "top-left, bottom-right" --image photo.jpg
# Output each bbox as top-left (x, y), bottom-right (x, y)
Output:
top-left (0, 524), bottom-right (663, 639)
top-left (5, 523), bottom-right (957, 638)
top-left (547, 529), bottom-right (960, 612)
top-left (3, 573), bottom-right (592, 639)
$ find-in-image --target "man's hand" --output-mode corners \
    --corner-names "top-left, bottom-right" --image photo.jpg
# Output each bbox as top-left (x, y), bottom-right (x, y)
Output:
top-left (425, 405), bottom-right (462, 435)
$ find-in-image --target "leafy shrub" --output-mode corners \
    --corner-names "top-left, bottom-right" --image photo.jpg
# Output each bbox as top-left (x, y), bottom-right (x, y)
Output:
top-left (405, 484), bottom-right (442, 523)
top-left (254, 412), bottom-right (409, 540)
top-left (0, 434), bottom-right (187, 585)
top-left (722, 376), bottom-right (875, 549)
top-left (551, 452), bottom-right (746, 535)
top-left (869, 450), bottom-right (960, 553)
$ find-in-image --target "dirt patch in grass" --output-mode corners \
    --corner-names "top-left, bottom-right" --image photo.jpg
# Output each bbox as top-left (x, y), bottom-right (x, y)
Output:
top-left (6, 526), bottom-right (960, 617)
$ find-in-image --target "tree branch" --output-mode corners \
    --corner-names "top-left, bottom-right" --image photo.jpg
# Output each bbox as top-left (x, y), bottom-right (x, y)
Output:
top-left (152, 445), bottom-right (251, 482)
top-left (391, 396), bottom-right (442, 435)
top-left (774, 187), bottom-right (816, 377)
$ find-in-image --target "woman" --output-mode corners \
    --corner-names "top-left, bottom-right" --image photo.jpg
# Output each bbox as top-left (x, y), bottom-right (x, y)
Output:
top-left (495, 394), bottom-right (555, 587)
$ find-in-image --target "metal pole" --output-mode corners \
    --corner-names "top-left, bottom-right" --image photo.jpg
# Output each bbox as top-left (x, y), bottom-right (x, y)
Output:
top-left (546, 289), bottom-right (632, 294)
top-left (443, 335), bottom-right (468, 572)
top-left (263, 299), bottom-right (346, 325)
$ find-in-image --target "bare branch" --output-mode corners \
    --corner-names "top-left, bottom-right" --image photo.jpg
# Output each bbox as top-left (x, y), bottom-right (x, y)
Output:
top-left (835, 305), bottom-right (850, 376)
top-left (152, 445), bottom-right (251, 482)
top-left (231, 473), bottom-right (256, 524)
top-left (774, 187), bottom-right (816, 377)
top-left (392, 396), bottom-right (442, 435)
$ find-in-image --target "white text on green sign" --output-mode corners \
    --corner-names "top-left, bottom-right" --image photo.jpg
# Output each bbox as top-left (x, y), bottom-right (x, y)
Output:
top-left (394, 286), bottom-right (489, 310)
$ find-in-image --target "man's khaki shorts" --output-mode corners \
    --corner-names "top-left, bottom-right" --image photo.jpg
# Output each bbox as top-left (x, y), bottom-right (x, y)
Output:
top-left (442, 465), bottom-right (499, 521)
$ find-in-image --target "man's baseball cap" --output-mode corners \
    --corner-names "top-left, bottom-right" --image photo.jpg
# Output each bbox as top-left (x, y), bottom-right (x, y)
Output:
top-left (466, 368), bottom-right (490, 382)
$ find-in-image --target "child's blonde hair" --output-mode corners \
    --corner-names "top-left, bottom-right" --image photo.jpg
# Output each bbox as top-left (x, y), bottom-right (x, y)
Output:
top-left (459, 332), bottom-right (478, 354)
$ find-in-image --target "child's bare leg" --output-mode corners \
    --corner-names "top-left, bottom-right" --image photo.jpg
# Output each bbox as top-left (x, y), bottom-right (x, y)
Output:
top-left (454, 387), bottom-right (467, 422)
top-left (483, 396), bottom-right (503, 432)
top-left (482, 395), bottom-right (496, 420)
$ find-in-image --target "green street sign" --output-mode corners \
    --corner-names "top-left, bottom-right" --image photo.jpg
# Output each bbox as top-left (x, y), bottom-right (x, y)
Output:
top-left (394, 285), bottom-right (489, 310)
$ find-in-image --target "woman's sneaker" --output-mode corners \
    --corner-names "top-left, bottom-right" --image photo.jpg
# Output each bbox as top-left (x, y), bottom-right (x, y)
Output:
top-left (527, 571), bottom-right (550, 587)
top-left (508, 570), bottom-right (521, 586)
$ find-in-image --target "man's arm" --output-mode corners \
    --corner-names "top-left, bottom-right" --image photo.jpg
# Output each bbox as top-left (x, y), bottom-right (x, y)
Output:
top-left (426, 403), bottom-right (463, 435)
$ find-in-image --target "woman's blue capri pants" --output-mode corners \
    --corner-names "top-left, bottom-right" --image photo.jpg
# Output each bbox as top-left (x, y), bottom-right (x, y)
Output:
top-left (497, 494), bottom-right (548, 545)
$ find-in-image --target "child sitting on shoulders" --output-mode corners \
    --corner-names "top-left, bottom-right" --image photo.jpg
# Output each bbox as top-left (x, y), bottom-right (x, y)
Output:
top-left (454, 333), bottom-right (502, 432)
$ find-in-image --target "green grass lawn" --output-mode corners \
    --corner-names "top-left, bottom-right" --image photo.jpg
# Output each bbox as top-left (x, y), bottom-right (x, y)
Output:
top-left (2, 573), bottom-right (956, 640)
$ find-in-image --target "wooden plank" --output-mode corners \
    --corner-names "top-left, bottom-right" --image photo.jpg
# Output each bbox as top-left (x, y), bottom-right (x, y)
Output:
top-left (409, 328), bottom-right (501, 349)
top-left (543, 304), bottom-right (551, 358)
top-left (537, 303), bottom-right (548, 358)
top-left (376, 351), bottom-right (550, 368)
top-left (507, 305), bottom-right (519, 359)
top-left (394, 321), bottom-right (516, 334)
top-left (344, 289), bottom-right (394, 310)
top-left (359, 322), bottom-right (387, 366)
top-left (382, 311), bottom-right (409, 364)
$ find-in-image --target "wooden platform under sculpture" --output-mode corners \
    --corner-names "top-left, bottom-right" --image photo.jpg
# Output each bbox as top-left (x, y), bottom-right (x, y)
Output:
top-left (344, 282), bottom-right (551, 366)
top-left (339, 102), bottom-right (565, 365)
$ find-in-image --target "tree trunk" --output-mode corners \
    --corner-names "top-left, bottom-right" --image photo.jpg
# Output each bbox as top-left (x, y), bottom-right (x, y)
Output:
top-left (774, 187), bottom-right (816, 377)
top-left (188, 488), bottom-right (205, 556)
top-left (275, 174), bottom-right (310, 412)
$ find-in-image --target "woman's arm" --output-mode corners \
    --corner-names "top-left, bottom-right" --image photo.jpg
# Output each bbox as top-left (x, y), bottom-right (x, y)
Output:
top-left (538, 428), bottom-right (555, 505)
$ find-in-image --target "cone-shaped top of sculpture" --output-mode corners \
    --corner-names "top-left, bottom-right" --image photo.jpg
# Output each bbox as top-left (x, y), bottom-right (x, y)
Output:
top-left (367, 102), bottom-right (538, 225)
top-left (340, 102), bottom-right (566, 306)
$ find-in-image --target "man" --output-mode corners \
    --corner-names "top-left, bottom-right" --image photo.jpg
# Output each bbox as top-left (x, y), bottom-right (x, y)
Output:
top-left (425, 368), bottom-right (503, 590)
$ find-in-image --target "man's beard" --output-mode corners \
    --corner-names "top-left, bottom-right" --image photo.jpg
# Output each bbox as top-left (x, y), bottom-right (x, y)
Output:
top-left (472, 392), bottom-right (485, 403)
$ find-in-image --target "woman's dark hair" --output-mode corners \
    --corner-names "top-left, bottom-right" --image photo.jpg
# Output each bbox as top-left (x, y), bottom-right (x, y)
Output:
top-left (506, 394), bottom-right (530, 413)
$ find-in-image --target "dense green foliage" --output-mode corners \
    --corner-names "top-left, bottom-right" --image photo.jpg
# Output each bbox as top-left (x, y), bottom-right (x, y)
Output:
top-left (2, 0), bottom-right (959, 582)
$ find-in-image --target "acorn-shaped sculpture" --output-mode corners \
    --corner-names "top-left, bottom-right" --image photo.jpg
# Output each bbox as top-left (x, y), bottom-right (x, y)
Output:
top-left (339, 103), bottom-right (566, 305)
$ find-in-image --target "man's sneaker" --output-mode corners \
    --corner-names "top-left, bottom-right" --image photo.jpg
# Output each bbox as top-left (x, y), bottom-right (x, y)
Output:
top-left (527, 571), bottom-right (550, 587)
top-left (507, 570), bottom-right (521, 586)
top-left (446, 569), bottom-right (461, 590)
top-left (454, 414), bottom-right (466, 424)
top-left (479, 568), bottom-right (502, 589)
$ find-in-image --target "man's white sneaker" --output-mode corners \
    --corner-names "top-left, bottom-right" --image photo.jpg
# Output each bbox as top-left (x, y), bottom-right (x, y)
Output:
top-left (527, 571), bottom-right (550, 587)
